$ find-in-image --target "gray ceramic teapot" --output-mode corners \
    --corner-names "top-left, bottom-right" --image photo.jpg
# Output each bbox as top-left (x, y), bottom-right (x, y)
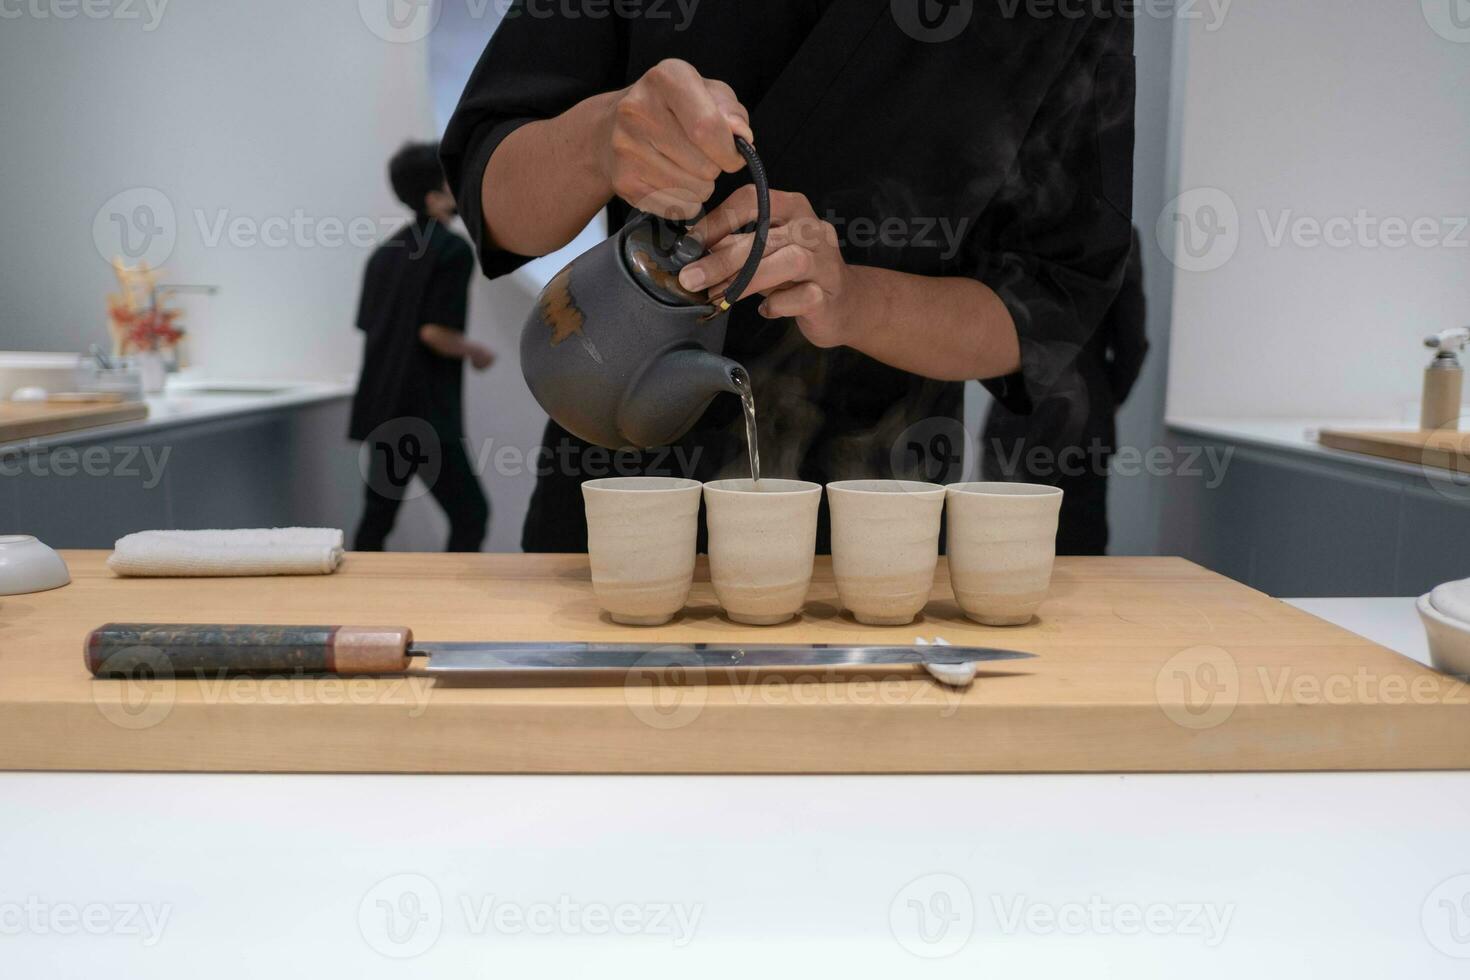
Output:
top-left (520, 137), bottom-right (770, 450)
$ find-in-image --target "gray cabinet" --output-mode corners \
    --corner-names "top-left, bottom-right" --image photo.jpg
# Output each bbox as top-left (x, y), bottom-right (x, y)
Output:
top-left (1161, 430), bottom-right (1470, 597)
top-left (2, 399), bottom-right (363, 550)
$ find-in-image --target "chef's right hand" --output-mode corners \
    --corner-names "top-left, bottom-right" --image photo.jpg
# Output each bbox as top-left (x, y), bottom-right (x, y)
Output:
top-left (600, 59), bottom-right (753, 221)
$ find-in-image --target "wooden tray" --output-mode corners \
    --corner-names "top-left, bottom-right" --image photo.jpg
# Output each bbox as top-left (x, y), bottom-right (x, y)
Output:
top-left (1, 553), bottom-right (1466, 774)
top-left (1319, 428), bottom-right (1470, 474)
top-left (0, 401), bottom-right (148, 444)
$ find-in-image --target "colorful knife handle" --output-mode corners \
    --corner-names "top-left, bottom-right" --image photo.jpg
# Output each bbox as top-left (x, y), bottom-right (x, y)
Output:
top-left (85, 624), bottom-right (413, 677)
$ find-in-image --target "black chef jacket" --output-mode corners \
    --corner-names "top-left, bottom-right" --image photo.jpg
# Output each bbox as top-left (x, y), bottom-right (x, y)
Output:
top-left (983, 225), bottom-right (1148, 555)
top-left (349, 218), bottom-right (475, 441)
top-left (441, 0), bottom-right (1136, 552)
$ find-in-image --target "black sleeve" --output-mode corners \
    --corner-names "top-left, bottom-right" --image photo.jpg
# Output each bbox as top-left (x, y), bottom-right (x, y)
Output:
top-left (1103, 225), bottom-right (1148, 406)
top-left (440, 3), bottom-right (628, 281)
top-left (354, 252), bottom-right (377, 332)
top-left (965, 15), bottom-right (1136, 415)
top-left (420, 241), bottom-right (474, 334)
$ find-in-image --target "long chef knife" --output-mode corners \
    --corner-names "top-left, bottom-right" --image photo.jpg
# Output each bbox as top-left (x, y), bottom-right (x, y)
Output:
top-left (84, 623), bottom-right (1034, 678)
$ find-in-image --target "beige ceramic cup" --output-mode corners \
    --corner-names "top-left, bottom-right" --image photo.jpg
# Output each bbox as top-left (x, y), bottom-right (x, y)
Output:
top-left (582, 477), bottom-right (702, 626)
top-left (828, 480), bottom-right (946, 626)
top-left (704, 479), bottom-right (822, 625)
top-left (946, 482), bottom-right (1064, 626)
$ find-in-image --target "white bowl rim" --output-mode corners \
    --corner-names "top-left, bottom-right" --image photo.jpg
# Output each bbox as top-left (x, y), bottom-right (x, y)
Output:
top-left (1428, 579), bottom-right (1470, 626)
top-left (0, 534), bottom-right (42, 546)
top-left (1417, 591), bottom-right (1470, 633)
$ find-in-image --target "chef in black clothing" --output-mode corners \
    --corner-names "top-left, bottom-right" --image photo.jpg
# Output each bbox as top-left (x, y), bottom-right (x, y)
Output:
top-left (982, 226), bottom-right (1148, 555)
top-left (442, 1), bottom-right (1136, 553)
top-left (350, 142), bottom-right (495, 553)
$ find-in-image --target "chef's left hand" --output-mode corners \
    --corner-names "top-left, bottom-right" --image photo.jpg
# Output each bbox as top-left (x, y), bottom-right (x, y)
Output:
top-left (677, 186), bottom-right (852, 348)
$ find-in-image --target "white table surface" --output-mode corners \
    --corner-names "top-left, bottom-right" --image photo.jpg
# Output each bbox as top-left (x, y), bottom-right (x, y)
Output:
top-left (3, 597), bottom-right (1468, 978)
top-left (1167, 414), bottom-right (1457, 480)
top-left (0, 377), bottom-right (354, 456)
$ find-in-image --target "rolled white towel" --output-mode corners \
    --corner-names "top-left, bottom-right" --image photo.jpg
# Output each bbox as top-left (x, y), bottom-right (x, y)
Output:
top-left (108, 528), bottom-right (344, 578)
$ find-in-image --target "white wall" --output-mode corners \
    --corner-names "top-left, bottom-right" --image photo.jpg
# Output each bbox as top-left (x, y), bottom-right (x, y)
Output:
top-left (1164, 1), bottom-right (1470, 422)
top-left (0, 1), bottom-right (552, 552)
top-left (421, 0), bottom-right (609, 553)
top-left (1106, 7), bottom-right (1183, 555)
top-left (0, 0), bottom-right (436, 378)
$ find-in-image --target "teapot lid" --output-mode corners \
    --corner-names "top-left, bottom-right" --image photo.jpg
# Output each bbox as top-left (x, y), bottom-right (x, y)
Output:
top-left (621, 216), bottom-right (710, 308)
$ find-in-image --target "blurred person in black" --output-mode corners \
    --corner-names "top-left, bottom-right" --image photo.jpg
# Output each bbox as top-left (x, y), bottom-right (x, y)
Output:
top-left (442, 2), bottom-right (1137, 553)
top-left (350, 142), bottom-right (496, 553)
top-left (982, 226), bottom-right (1148, 555)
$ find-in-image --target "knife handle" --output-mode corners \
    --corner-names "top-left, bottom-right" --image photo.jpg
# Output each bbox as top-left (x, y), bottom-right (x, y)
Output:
top-left (85, 624), bottom-right (413, 677)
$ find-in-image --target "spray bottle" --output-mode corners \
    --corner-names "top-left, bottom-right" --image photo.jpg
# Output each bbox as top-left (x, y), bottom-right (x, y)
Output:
top-left (1422, 327), bottom-right (1470, 431)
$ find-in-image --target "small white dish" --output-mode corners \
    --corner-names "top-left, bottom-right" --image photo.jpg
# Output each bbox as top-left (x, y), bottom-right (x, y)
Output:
top-left (1429, 578), bottom-right (1470, 627)
top-left (0, 535), bottom-right (72, 596)
top-left (1417, 592), bottom-right (1470, 677)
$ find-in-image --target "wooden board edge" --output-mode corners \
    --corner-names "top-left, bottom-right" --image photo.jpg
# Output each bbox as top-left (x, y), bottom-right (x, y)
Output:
top-left (6, 699), bottom-right (1469, 775)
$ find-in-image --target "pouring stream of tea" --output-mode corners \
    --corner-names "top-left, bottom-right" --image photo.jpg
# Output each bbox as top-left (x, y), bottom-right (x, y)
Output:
top-left (731, 367), bottom-right (761, 484)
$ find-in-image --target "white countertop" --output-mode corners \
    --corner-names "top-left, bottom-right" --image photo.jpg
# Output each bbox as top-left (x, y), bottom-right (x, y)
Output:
top-left (2, 597), bottom-right (1466, 976)
top-left (1167, 415), bottom-right (1450, 480)
top-left (0, 377), bottom-right (355, 455)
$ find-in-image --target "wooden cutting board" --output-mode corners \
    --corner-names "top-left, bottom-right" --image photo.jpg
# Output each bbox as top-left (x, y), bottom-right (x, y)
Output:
top-left (2, 553), bottom-right (1466, 774)
top-left (1319, 428), bottom-right (1470, 473)
top-left (0, 400), bottom-right (148, 444)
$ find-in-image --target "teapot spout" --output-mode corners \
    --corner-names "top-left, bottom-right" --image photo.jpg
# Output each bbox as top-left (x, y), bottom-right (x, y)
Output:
top-left (617, 348), bottom-right (746, 450)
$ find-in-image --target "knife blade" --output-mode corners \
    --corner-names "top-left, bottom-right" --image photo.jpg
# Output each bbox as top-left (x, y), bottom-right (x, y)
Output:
top-left (418, 643), bottom-right (1035, 675)
top-left (84, 624), bottom-right (1034, 679)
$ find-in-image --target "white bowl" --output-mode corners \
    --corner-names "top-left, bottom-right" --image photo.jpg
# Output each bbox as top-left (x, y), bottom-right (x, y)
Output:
top-left (0, 535), bottom-right (71, 596)
top-left (0, 351), bottom-right (80, 400)
top-left (1417, 592), bottom-right (1470, 678)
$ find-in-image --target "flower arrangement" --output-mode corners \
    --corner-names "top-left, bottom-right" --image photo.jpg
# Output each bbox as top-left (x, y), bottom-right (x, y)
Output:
top-left (105, 259), bottom-right (187, 355)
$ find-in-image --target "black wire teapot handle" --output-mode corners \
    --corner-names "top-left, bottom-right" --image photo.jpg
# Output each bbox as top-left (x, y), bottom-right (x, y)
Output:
top-left (671, 136), bottom-right (770, 312)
